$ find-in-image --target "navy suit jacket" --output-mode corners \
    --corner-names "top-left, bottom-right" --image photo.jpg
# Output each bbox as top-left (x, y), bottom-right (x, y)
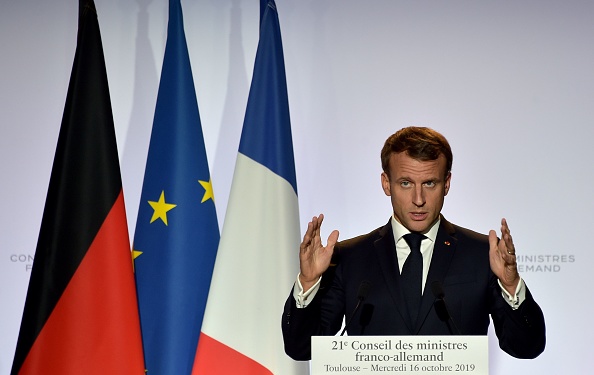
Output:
top-left (282, 217), bottom-right (546, 360)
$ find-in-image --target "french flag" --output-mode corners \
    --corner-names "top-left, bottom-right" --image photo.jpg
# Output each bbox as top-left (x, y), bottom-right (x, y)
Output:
top-left (192, 1), bottom-right (308, 374)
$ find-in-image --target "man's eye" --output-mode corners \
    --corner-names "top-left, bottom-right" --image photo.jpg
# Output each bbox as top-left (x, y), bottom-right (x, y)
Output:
top-left (424, 181), bottom-right (436, 187)
top-left (400, 181), bottom-right (411, 187)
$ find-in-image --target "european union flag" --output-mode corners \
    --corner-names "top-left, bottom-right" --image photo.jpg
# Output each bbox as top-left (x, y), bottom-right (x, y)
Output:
top-left (133, 1), bottom-right (219, 374)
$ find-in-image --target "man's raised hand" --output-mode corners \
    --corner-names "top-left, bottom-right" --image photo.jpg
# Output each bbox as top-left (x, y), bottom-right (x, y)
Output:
top-left (299, 214), bottom-right (339, 292)
top-left (489, 218), bottom-right (520, 295)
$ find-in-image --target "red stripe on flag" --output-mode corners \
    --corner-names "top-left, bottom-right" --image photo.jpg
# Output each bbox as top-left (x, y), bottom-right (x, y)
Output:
top-left (192, 333), bottom-right (273, 375)
top-left (19, 192), bottom-right (144, 375)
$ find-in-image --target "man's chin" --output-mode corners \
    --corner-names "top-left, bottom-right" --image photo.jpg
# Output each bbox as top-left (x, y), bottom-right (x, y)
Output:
top-left (405, 222), bottom-right (429, 233)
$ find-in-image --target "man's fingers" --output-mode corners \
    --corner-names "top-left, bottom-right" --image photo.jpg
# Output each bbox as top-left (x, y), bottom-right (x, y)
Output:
top-left (300, 222), bottom-right (314, 251)
top-left (490, 219), bottom-right (516, 257)
top-left (501, 217), bottom-right (509, 232)
top-left (327, 230), bottom-right (340, 249)
top-left (301, 214), bottom-right (328, 253)
top-left (488, 229), bottom-right (498, 250)
top-left (311, 214), bottom-right (324, 238)
top-left (500, 218), bottom-right (516, 256)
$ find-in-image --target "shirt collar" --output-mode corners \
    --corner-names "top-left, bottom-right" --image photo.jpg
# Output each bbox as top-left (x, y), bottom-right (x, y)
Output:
top-left (390, 215), bottom-right (440, 245)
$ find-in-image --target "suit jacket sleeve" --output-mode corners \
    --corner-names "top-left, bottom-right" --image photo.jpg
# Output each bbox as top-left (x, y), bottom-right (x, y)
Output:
top-left (281, 254), bottom-right (342, 361)
top-left (489, 280), bottom-right (546, 358)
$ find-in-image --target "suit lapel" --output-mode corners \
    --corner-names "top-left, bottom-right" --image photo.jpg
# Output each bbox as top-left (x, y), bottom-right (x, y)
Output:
top-left (415, 217), bottom-right (458, 333)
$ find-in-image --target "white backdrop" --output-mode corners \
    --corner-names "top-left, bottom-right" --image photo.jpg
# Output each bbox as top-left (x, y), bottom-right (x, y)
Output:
top-left (1, 0), bottom-right (592, 374)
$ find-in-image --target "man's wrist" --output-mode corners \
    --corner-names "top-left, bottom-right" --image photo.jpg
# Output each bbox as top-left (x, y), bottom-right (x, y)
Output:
top-left (501, 277), bottom-right (520, 296)
top-left (299, 273), bottom-right (321, 293)
top-left (498, 277), bottom-right (525, 310)
top-left (294, 273), bottom-right (322, 308)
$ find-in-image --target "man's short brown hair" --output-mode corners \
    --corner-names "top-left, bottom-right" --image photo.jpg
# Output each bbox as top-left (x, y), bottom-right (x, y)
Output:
top-left (381, 127), bottom-right (453, 177)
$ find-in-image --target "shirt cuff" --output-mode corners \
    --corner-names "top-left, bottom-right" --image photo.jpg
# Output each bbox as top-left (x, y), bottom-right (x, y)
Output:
top-left (293, 273), bottom-right (322, 308)
top-left (498, 277), bottom-right (526, 310)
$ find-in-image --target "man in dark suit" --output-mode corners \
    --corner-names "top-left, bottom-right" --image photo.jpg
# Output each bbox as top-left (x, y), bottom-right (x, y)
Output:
top-left (282, 127), bottom-right (546, 361)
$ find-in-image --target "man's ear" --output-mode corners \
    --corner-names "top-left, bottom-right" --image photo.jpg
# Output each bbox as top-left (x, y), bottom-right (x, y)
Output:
top-left (381, 172), bottom-right (391, 196)
top-left (444, 172), bottom-right (451, 196)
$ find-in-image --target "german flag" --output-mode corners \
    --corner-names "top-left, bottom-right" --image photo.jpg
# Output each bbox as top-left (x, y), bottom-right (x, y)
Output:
top-left (10, 1), bottom-right (144, 374)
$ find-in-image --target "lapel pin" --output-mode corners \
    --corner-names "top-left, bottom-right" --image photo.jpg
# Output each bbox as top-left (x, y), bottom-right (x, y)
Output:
top-left (444, 241), bottom-right (451, 246)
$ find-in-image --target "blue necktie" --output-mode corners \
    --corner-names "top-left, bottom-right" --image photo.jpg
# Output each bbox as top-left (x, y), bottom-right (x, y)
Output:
top-left (401, 233), bottom-right (426, 327)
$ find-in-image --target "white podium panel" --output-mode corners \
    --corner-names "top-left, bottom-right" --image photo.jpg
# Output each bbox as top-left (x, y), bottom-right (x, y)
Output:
top-left (312, 336), bottom-right (488, 375)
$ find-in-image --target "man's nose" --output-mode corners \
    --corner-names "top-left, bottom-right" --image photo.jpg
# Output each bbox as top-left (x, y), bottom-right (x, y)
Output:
top-left (413, 186), bottom-right (425, 207)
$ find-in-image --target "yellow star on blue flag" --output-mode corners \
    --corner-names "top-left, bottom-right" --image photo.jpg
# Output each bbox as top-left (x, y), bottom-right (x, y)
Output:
top-left (198, 179), bottom-right (214, 203)
top-left (148, 190), bottom-right (177, 225)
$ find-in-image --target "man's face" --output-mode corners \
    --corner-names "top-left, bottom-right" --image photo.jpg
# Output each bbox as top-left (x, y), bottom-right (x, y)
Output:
top-left (381, 152), bottom-right (451, 233)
